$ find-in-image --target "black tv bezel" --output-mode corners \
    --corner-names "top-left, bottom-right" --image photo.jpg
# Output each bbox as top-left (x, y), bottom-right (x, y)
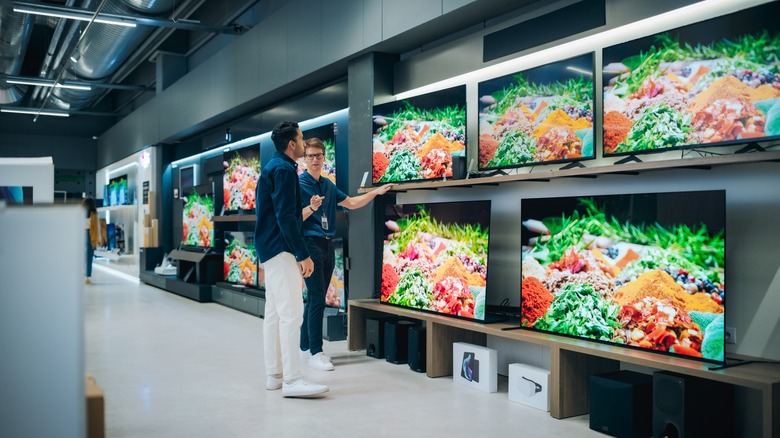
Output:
top-left (371, 84), bottom-right (467, 185)
top-left (519, 189), bottom-right (727, 365)
top-left (601, 1), bottom-right (780, 158)
top-left (181, 182), bottom-right (216, 250)
top-left (222, 145), bottom-right (261, 215)
top-left (223, 230), bottom-right (260, 288)
top-left (379, 199), bottom-right (493, 323)
top-left (478, 52), bottom-right (597, 171)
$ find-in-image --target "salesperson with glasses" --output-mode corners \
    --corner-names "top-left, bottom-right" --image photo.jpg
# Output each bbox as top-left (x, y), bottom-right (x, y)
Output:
top-left (298, 137), bottom-right (394, 371)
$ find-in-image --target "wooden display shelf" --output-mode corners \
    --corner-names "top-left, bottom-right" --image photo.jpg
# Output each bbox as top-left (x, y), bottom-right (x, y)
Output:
top-left (213, 214), bottom-right (256, 222)
top-left (348, 298), bottom-right (780, 437)
top-left (97, 205), bottom-right (135, 212)
top-left (359, 150), bottom-right (780, 193)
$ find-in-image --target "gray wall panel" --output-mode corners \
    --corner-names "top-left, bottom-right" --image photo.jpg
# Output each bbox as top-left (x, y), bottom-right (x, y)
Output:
top-left (233, 28), bottom-right (263, 103)
top-left (322, 0), bottom-right (365, 65)
top-left (363, 0), bottom-right (382, 47)
top-left (257, 10), bottom-right (288, 93)
top-left (0, 135), bottom-right (96, 170)
top-left (443, 0), bottom-right (477, 13)
top-left (382, 0), bottom-right (441, 39)
top-left (286, 0), bottom-right (323, 81)
top-left (213, 47), bottom-right (237, 114)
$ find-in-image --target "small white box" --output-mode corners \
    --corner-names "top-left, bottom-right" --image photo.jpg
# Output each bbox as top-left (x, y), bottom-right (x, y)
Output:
top-left (452, 342), bottom-right (497, 393)
top-left (508, 363), bottom-right (550, 411)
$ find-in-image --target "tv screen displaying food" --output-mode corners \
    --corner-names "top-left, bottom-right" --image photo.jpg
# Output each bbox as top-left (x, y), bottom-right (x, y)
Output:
top-left (223, 231), bottom-right (262, 287)
top-left (298, 124), bottom-right (337, 184)
top-left (182, 183), bottom-right (215, 248)
top-left (223, 146), bottom-right (260, 213)
top-left (372, 85), bottom-right (466, 184)
top-left (380, 200), bottom-right (491, 321)
top-left (520, 190), bottom-right (726, 364)
top-left (479, 53), bottom-right (595, 169)
top-left (602, 2), bottom-right (780, 156)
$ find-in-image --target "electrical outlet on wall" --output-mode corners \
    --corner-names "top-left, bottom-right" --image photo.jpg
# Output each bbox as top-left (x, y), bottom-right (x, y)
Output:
top-left (725, 327), bottom-right (736, 344)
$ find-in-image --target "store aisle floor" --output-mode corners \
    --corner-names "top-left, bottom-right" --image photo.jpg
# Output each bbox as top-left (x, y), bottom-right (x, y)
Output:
top-left (85, 267), bottom-right (602, 438)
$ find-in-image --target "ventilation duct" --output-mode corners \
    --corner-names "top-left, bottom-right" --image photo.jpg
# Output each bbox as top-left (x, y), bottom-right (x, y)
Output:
top-left (48, 0), bottom-right (177, 110)
top-left (0, 5), bottom-right (34, 105)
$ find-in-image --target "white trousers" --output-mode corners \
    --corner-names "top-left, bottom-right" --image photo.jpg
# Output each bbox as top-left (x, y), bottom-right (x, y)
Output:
top-left (262, 252), bottom-right (304, 382)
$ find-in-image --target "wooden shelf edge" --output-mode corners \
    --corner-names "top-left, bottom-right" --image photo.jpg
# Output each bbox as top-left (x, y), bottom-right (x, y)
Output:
top-left (214, 214), bottom-right (256, 222)
top-left (358, 150), bottom-right (780, 193)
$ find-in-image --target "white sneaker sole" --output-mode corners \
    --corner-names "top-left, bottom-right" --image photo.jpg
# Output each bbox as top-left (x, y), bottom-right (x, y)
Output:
top-left (282, 387), bottom-right (329, 398)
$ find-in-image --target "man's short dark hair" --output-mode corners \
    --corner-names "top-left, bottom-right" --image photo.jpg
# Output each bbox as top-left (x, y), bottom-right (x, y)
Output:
top-left (271, 121), bottom-right (300, 152)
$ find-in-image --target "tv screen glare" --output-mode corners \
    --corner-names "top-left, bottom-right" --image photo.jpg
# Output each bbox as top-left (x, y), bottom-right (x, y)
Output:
top-left (223, 146), bottom-right (260, 213)
top-left (372, 85), bottom-right (466, 184)
top-left (297, 124), bottom-right (337, 184)
top-left (380, 200), bottom-right (491, 321)
top-left (478, 53), bottom-right (595, 170)
top-left (602, 2), bottom-right (780, 156)
top-left (520, 190), bottom-right (726, 363)
top-left (182, 183), bottom-right (215, 248)
top-left (223, 231), bottom-right (262, 287)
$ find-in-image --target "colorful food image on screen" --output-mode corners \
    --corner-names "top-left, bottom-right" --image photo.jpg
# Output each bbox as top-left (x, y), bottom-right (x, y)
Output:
top-left (223, 147), bottom-right (260, 213)
top-left (372, 85), bottom-right (466, 183)
top-left (108, 175), bottom-right (128, 206)
top-left (297, 124), bottom-right (337, 184)
top-left (520, 191), bottom-right (725, 363)
top-left (325, 245), bottom-right (346, 310)
top-left (182, 184), bottom-right (214, 248)
top-left (380, 201), bottom-right (491, 321)
top-left (479, 53), bottom-right (595, 169)
top-left (602, 2), bottom-right (780, 156)
top-left (223, 231), bottom-right (261, 287)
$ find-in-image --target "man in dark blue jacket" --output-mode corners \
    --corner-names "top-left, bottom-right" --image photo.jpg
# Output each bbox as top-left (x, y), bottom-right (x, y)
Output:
top-left (255, 121), bottom-right (328, 398)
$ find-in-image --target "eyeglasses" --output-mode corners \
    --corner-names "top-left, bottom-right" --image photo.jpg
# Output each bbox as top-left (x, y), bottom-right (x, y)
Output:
top-left (305, 153), bottom-right (324, 160)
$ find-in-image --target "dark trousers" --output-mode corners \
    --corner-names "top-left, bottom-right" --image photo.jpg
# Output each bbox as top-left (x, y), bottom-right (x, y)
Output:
top-left (300, 236), bottom-right (335, 355)
top-left (86, 231), bottom-right (94, 277)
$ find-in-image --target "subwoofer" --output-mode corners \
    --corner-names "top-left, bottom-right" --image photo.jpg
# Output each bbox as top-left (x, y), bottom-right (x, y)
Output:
top-left (384, 320), bottom-right (417, 364)
top-left (365, 316), bottom-right (397, 359)
top-left (589, 370), bottom-right (652, 437)
top-left (407, 325), bottom-right (426, 373)
top-left (653, 371), bottom-right (734, 438)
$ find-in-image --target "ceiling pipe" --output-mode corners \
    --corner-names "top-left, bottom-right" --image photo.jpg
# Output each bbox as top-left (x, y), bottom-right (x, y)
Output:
top-left (0, 4), bottom-right (33, 104)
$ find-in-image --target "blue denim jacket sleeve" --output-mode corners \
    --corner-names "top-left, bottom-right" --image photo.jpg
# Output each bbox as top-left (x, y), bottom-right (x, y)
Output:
top-left (270, 163), bottom-right (309, 262)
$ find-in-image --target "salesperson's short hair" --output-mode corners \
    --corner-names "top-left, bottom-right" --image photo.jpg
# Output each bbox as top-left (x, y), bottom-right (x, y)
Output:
top-left (304, 138), bottom-right (325, 153)
top-left (271, 121), bottom-right (300, 152)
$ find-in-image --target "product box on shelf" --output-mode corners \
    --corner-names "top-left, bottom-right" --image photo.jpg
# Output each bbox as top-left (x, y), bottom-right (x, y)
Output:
top-left (86, 373), bottom-right (105, 438)
top-left (452, 342), bottom-right (497, 393)
top-left (508, 363), bottom-right (550, 411)
top-left (148, 190), bottom-right (157, 219)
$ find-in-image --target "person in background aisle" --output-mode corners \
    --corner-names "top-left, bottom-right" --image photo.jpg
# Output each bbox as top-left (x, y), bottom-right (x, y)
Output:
top-left (82, 196), bottom-right (101, 284)
top-left (298, 138), bottom-right (395, 370)
top-left (254, 121), bottom-right (329, 398)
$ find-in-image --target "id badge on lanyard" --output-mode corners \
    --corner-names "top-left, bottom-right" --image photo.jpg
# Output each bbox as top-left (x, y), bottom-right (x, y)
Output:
top-left (321, 214), bottom-right (329, 231)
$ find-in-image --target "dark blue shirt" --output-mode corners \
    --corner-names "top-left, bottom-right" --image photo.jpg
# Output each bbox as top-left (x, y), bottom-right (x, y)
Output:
top-left (254, 151), bottom-right (310, 263)
top-left (299, 171), bottom-right (347, 238)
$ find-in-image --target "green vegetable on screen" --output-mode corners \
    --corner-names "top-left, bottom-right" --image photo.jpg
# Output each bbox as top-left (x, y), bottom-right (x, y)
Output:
top-left (534, 283), bottom-right (621, 341)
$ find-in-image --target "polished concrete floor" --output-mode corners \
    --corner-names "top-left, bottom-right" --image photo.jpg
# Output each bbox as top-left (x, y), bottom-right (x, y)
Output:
top-left (86, 266), bottom-right (603, 437)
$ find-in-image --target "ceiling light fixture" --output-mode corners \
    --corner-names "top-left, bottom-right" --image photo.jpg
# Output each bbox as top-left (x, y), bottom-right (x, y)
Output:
top-left (5, 78), bottom-right (91, 91)
top-left (13, 5), bottom-right (137, 28)
top-left (1, 108), bottom-right (70, 117)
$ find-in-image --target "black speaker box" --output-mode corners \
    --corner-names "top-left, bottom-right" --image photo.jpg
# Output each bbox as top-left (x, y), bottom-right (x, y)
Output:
top-left (384, 320), bottom-right (418, 364)
top-left (365, 316), bottom-right (398, 359)
top-left (653, 371), bottom-right (734, 438)
top-left (589, 370), bottom-right (652, 438)
top-left (407, 325), bottom-right (426, 373)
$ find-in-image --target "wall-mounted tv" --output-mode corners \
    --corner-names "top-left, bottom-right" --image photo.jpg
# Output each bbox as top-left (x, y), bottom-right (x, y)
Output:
top-left (520, 190), bottom-right (725, 364)
top-left (478, 53), bottom-right (595, 170)
top-left (0, 186), bottom-right (33, 205)
top-left (223, 231), bottom-right (262, 288)
top-left (298, 124), bottom-right (337, 184)
top-left (602, 2), bottom-right (780, 157)
top-left (223, 146), bottom-right (260, 214)
top-left (380, 200), bottom-right (491, 321)
top-left (108, 175), bottom-right (129, 206)
top-left (372, 85), bottom-right (466, 184)
top-left (182, 183), bottom-right (215, 248)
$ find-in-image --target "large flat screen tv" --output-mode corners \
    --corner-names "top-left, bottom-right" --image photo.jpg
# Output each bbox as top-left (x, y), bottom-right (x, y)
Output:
top-left (380, 200), bottom-right (491, 321)
top-left (223, 146), bottom-right (260, 214)
top-left (108, 175), bottom-right (129, 206)
top-left (372, 85), bottom-right (466, 184)
top-left (478, 53), bottom-right (595, 170)
top-left (182, 183), bottom-right (215, 249)
top-left (223, 231), bottom-right (262, 288)
top-left (520, 190), bottom-right (725, 364)
top-left (602, 2), bottom-right (780, 157)
top-left (298, 124), bottom-right (337, 184)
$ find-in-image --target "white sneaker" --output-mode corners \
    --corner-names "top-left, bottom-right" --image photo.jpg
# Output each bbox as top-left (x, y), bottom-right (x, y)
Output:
top-left (308, 352), bottom-right (335, 371)
top-left (299, 349), bottom-right (311, 362)
top-left (282, 378), bottom-right (329, 398)
top-left (265, 375), bottom-right (282, 391)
